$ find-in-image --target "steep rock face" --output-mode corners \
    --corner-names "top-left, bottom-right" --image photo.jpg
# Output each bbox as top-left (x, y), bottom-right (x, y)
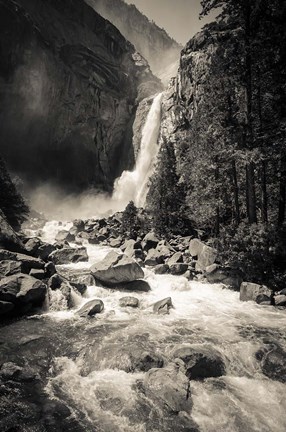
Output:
top-left (86, 0), bottom-right (182, 84)
top-left (0, 0), bottom-right (162, 191)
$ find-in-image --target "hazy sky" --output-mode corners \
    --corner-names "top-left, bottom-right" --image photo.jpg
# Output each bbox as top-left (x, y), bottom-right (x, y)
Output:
top-left (125, 0), bottom-right (216, 45)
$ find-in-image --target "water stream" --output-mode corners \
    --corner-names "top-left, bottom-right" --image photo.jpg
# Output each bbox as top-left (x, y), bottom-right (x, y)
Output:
top-left (19, 222), bottom-right (285, 432)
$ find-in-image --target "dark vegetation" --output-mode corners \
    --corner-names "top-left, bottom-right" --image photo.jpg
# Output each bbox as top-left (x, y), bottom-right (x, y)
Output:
top-left (147, 0), bottom-right (286, 289)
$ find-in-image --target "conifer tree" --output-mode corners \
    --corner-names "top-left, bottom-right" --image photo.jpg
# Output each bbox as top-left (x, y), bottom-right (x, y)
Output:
top-left (147, 139), bottom-right (187, 237)
top-left (0, 156), bottom-right (29, 230)
top-left (121, 200), bottom-right (140, 239)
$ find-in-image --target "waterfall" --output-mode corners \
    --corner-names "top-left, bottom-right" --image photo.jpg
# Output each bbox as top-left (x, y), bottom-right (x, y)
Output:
top-left (112, 92), bottom-right (163, 209)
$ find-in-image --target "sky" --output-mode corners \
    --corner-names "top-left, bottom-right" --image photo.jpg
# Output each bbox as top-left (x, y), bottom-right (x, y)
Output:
top-left (124, 0), bottom-right (217, 45)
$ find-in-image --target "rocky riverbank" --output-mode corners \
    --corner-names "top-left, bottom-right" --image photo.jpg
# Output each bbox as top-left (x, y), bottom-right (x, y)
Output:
top-left (1, 212), bottom-right (286, 431)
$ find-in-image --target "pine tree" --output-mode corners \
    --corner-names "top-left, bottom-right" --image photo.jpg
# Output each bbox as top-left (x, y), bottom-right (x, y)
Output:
top-left (147, 139), bottom-right (188, 237)
top-left (121, 200), bottom-right (140, 239)
top-left (0, 156), bottom-right (29, 230)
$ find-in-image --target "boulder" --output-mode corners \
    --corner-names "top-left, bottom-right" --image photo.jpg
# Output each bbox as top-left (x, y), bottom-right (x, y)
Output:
top-left (189, 238), bottom-right (204, 257)
top-left (76, 299), bottom-right (104, 317)
top-left (170, 344), bottom-right (226, 380)
top-left (0, 260), bottom-right (22, 276)
top-left (0, 300), bottom-right (15, 316)
top-left (142, 232), bottom-right (159, 251)
top-left (120, 280), bottom-right (151, 292)
top-left (73, 219), bottom-right (85, 231)
top-left (169, 263), bottom-right (188, 275)
top-left (16, 252), bottom-right (45, 273)
top-left (48, 273), bottom-right (74, 307)
top-left (256, 294), bottom-right (271, 304)
top-left (119, 296), bottom-right (139, 308)
top-left (274, 294), bottom-right (286, 307)
top-left (49, 247), bottom-right (88, 265)
top-left (91, 251), bottom-right (144, 285)
top-left (154, 264), bottom-right (170, 275)
top-left (55, 230), bottom-right (75, 243)
top-left (0, 209), bottom-right (24, 252)
top-left (143, 360), bottom-right (192, 414)
top-left (44, 261), bottom-right (57, 278)
top-left (168, 252), bottom-right (184, 265)
top-left (131, 350), bottom-right (164, 372)
top-left (240, 282), bottom-right (272, 302)
top-left (153, 297), bottom-right (174, 314)
top-left (24, 237), bottom-right (55, 261)
top-left (88, 233), bottom-right (107, 245)
top-left (195, 245), bottom-right (217, 272)
top-left (0, 273), bottom-right (47, 309)
top-left (145, 248), bottom-right (165, 266)
top-left (29, 269), bottom-right (46, 280)
top-left (109, 237), bottom-right (122, 248)
top-left (257, 344), bottom-right (286, 383)
top-left (205, 265), bottom-right (243, 290)
top-left (57, 267), bottom-right (94, 290)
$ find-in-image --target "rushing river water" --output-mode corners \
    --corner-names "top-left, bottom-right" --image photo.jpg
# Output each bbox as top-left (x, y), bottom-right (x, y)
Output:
top-left (3, 221), bottom-right (283, 432)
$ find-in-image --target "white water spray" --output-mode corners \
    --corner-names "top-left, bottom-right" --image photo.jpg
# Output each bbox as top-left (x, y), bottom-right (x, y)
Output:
top-left (112, 92), bottom-right (163, 208)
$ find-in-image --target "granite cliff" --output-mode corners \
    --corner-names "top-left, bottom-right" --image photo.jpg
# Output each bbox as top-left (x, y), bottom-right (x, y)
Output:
top-left (86, 0), bottom-right (182, 84)
top-left (0, 0), bottom-right (162, 192)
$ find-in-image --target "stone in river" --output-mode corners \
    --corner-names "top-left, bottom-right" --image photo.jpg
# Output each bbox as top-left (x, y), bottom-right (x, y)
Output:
top-left (240, 282), bottom-right (272, 302)
top-left (143, 359), bottom-right (192, 414)
top-left (153, 297), bottom-right (174, 314)
top-left (119, 296), bottom-right (139, 308)
top-left (91, 251), bottom-right (144, 285)
top-left (170, 344), bottom-right (226, 379)
top-left (49, 247), bottom-right (88, 265)
top-left (76, 299), bottom-right (104, 317)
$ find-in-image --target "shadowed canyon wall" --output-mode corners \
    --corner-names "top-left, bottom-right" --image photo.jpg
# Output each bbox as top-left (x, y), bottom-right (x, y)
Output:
top-left (85, 0), bottom-right (182, 84)
top-left (0, 0), bottom-right (162, 192)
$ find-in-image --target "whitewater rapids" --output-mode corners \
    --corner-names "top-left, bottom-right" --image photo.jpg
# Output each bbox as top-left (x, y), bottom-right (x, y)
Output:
top-left (35, 222), bottom-right (286, 432)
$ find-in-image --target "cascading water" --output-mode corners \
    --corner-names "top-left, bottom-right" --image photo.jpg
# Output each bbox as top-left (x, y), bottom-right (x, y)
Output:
top-left (112, 92), bottom-right (163, 209)
top-left (5, 221), bottom-right (285, 432)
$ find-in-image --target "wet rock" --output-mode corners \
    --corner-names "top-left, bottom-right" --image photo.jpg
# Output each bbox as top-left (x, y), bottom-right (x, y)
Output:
top-left (189, 238), bottom-right (204, 257)
top-left (24, 237), bottom-right (55, 261)
top-left (73, 219), bottom-right (85, 231)
top-left (154, 264), bottom-right (170, 274)
top-left (44, 261), bottom-right (57, 278)
top-left (145, 248), bottom-right (165, 266)
top-left (167, 252), bottom-right (184, 265)
top-left (0, 274), bottom-right (47, 313)
top-left (205, 265), bottom-right (243, 290)
top-left (143, 232), bottom-right (160, 251)
top-left (48, 274), bottom-right (74, 307)
top-left (153, 297), bottom-right (174, 314)
top-left (0, 209), bottom-right (24, 252)
top-left (0, 300), bottom-right (14, 316)
top-left (274, 294), bottom-right (286, 306)
top-left (49, 247), bottom-right (88, 265)
top-left (119, 296), bottom-right (139, 308)
top-left (240, 282), bottom-right (272, 302)
top-left (29, 269), bottom-right (46, 280)
top-left (170, 344), bottom-right (226, 379)
top-left (109, 237), bottom-right (122, 248)
top-left (169, 263), bottom-right (188, 275)
top-left (88, 233), bottom-right (107, 245)
top-left (121, 279), bottom-right (151, 292)
top-left (143, 359), bottom-right (192, 414)
top-left (256, 294), bottom-right (271, 304)
top-left (257, 344), bottom-right (286, 383)
top-left (76, 299), bottom-right (104, 317)
top-left (0, 260), bottom-right (22, 276)
top-left (0, 362), bottom-right (39, 382)
top-left (131, 351), bottom-right (164, 372)
top-left (91, 251), bottom-right (144, 285)
top-left (57, 267), bottom-right (94, 290)
top-left (55, 230), bottom-right (75, 243)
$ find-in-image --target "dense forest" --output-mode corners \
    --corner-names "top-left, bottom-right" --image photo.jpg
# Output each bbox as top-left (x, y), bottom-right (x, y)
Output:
top-left (148, 0), bottom-right (286, 288)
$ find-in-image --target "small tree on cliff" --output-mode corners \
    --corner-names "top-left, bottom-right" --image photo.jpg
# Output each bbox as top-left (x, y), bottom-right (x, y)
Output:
top-left (147, 139), bottom-right (187, 237)
top-left (121, 200), bottom-right (140, 239)
top-left (0, 156), bottom-right (29, 230)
